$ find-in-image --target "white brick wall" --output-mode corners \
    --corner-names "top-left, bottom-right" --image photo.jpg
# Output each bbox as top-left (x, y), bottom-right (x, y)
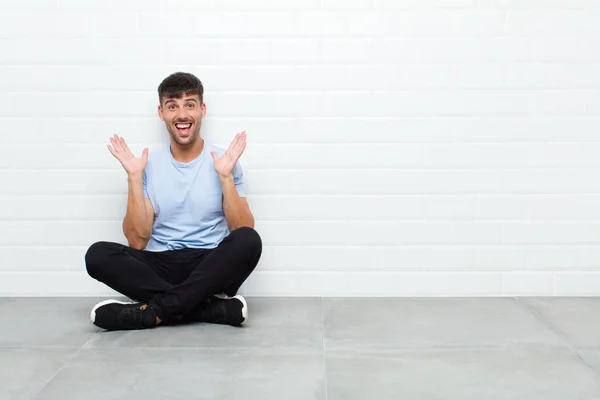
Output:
top-left (1, 0), bottom-right (600, 296)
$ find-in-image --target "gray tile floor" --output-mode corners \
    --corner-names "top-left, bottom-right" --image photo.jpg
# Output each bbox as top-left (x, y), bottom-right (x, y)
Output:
top-left (2, 297), bottom-right (600, 399)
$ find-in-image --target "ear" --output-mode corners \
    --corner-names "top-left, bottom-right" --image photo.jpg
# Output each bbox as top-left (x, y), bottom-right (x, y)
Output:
top-left (200, 103), bottom-right (207, 120)
top-left (157, 104), bottom-right (165, 121)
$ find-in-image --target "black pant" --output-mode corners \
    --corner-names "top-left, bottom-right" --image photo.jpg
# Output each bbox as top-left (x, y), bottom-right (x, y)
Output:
top-left (85, 227), bottom-right (262, 323)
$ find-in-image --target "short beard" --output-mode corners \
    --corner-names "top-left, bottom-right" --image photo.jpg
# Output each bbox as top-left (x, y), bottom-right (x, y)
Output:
top-left (167, 122), bottom-right (201, 147)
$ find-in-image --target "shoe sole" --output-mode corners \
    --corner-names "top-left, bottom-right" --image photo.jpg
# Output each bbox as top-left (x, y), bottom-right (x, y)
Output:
top-left (90, 299), bottom-right (135, 326)
top-left (232, 295), bottom-right (248, 326)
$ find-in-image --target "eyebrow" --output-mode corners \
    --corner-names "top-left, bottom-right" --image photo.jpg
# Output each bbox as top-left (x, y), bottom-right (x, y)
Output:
top-left (164, 98), bottom-right (198, 105)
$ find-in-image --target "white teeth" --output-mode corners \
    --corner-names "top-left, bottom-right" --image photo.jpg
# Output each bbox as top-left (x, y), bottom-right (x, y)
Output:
top-left (176, 124), bottom-right (191, 129)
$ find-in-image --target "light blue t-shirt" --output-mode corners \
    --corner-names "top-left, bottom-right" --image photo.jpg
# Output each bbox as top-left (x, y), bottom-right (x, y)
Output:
top-left (142, 140), bottom-right (246, 251)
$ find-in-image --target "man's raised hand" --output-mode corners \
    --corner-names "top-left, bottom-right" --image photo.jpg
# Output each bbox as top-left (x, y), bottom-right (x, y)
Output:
top-left (211, 131), bottom-right (247, 180)
top-left (107, 134), bottom-right (148, 177)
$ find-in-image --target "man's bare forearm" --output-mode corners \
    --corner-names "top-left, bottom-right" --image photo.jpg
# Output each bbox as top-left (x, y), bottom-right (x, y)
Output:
top-left (122, 174), bottom-right (151, 249)
top-left (221, 176), bottom-right (254, 231)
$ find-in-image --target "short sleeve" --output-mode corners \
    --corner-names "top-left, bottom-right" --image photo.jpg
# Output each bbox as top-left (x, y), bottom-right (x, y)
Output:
top-left (143, 169), bottom-right (150, 199)
top-left (233, 161), bottom-right (246, 197)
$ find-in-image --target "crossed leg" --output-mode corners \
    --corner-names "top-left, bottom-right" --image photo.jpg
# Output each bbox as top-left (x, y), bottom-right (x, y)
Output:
top-left (85, 227), bottom-right (262, 329)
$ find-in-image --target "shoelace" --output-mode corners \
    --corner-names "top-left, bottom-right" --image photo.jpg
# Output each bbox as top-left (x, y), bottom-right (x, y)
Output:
top-left (207, 299), bottom-right (228, 323)
top-left (119, 306), bottom-right (146, 328)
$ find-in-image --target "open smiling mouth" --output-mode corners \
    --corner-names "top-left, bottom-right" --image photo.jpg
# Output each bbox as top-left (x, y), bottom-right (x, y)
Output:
top-left (175, 123), bottom-right (192, 136)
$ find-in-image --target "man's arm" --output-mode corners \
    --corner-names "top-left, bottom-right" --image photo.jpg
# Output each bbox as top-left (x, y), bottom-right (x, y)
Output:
top-left (106, 134), bottom-right (154, 251)
top-left (122, 174), bottom-right (155, 250)
top-left (220, 175), bottom-right (254, 231)
top-left (211, 131), bottom-right (254, 231)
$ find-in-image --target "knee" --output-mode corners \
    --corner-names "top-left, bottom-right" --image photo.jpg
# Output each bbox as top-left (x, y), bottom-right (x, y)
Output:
top-left (85, 241), bottom-right (116, 279)
top-left (232, 227), bottom-right (262, 256)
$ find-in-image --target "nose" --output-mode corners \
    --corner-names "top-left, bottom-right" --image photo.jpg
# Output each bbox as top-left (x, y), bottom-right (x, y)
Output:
top-left (177, 107), bottom-right (190, 121)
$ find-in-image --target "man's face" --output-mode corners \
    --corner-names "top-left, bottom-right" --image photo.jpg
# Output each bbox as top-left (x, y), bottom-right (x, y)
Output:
top-left (158, 94), bottom-right (206, 147)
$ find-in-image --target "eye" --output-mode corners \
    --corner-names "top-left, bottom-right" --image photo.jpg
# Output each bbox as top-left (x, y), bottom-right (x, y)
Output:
top-left (168, 105), bottom-right (176, 110)
top-left (187, 103), bottom-right (195, 108)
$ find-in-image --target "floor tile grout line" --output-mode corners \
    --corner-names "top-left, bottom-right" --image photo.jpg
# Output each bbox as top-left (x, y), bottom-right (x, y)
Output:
top-left (29, 334), bottom-right (97, 399)
top-left (321, 296), bottom-right (328, 400)
top-left (68, 345), bottom-right (325, 351)
top-left (33, 343), bottom-right (600, 352)
top-left (0, 345), bottom-right (89, 350)
top-left (513, 296), bottom-right (600, 376)
top-left (513, 296), bottom-right (576, 349)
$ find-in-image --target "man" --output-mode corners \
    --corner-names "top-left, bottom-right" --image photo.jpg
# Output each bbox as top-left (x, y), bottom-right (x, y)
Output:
top-left (85, 72), bottom-right (262, 331)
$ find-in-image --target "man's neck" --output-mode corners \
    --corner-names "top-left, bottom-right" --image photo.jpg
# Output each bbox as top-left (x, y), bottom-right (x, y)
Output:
top-left (170, 137), bottom-right (205, 163)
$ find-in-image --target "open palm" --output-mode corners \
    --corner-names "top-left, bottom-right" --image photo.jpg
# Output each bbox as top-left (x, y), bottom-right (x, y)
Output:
top-left (212, 131), bottom-right (247, 179)
top-left (107, 134), bottom-right (148, 176)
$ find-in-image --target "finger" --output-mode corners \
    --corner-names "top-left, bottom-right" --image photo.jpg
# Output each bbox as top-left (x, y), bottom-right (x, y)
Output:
top-left (233, 141), bottom-right (244, 157)
top-left (142, 148), bottom-right (149, 165)
top-left (108, 136), bottom-right (119, 154)
top-left (110, 135), bottom-right (130, 159)
top-left (229, 132), bottom-right (241, 150)
top-left (238, 141), bottom-right (247, 157)
top-left (234, 132), bottom-right (246, 153)
top-left (119, 136), bottom-right (134, 157)
top-left (227, 133), bottom-right (241, 155)
top-left (231, 140), bottom-right (246, 163)
top-left (107, 144), bottom-right (119, 159)
top-left (111, 135), bottom-right (123, 154)
top-left (230, 132), bottom-right (241, 148)
top-left (119, 136), bottom-right (128, 152)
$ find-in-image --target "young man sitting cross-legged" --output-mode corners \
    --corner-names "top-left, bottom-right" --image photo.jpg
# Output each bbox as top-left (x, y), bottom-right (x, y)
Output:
top-left (85, 72), bottom-right (262, 331)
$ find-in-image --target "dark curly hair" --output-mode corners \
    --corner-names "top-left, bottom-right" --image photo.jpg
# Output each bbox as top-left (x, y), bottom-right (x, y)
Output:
top-left (157, 72), bottom-right (204, 105)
